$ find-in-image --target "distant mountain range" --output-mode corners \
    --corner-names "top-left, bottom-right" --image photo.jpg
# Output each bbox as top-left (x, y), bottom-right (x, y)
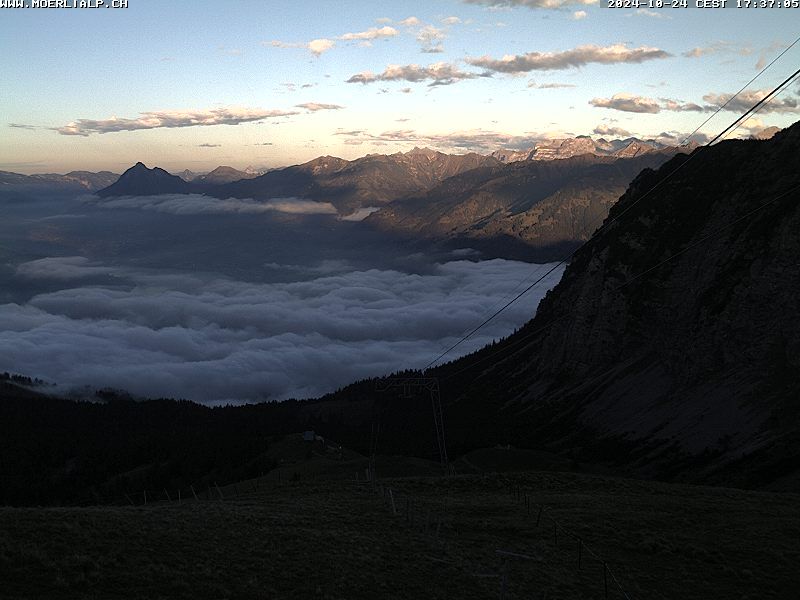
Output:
top-left (0, 169), bottom-right (118, 192)
top-left (0, 136), bottom-right (714, 263)
top-left (80, 137), bottom-right (690, 259)
top-left (366, 150), bottom-right (682, 261)
top-left (490, 135), bottom-right (674, 163)
top-left (210, 147), bottom-right (502, 214)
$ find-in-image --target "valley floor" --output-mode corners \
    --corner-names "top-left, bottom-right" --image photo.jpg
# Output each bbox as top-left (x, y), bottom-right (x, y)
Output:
top-left (1, 470), bottom-right (798, 599)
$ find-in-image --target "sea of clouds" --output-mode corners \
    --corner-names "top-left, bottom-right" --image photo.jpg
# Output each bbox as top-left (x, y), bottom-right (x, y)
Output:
top-left (0, 255), bottom-right (563, 404)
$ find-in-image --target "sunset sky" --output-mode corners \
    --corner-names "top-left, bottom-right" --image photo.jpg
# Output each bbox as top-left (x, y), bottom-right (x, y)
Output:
top-left (2, 0), bottom-right (799, 173)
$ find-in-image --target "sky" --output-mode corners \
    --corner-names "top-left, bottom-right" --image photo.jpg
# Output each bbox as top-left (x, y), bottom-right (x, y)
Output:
top-left (2, 0), bottom-right (799, 173)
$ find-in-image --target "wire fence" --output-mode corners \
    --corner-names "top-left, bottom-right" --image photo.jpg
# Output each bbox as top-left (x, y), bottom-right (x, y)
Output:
top-left (47, 464), bottom-right (636, 599)
top-left (365, 477), bottom-right (634, 600)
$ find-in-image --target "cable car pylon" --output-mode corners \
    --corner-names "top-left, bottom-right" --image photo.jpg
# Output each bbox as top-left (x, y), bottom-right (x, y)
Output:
top-left (376, 377), bottom-right (450, 473)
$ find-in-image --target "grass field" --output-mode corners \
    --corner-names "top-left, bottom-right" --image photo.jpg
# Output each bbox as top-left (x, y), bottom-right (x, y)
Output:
top-left (1, 459), bottom-right (799, 599)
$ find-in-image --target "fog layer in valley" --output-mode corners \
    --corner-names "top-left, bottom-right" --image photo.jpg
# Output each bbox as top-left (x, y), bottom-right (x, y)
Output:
top-left (0, 189), bottom-right (563, 403)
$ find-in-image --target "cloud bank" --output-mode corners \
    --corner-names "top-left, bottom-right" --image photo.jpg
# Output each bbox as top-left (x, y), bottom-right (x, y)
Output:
top-left (84, 194), bottom-right (338, 216)
top-left (334, 128), bottom-right (543, 153)
top-left (296, 103), bottom-right (345, 112)
top-left (56, 107), bottom-right (298, 136)
top-left (467, 44), bottom-right (670, 73)
top-left (346, 62), bottom-right (483, 86)
top-left (589, 93), bottom-right (662, 114)
top-left (0, 258), bottom-right (564, 403)
top-left (591, 89), bottom-right (800, 114)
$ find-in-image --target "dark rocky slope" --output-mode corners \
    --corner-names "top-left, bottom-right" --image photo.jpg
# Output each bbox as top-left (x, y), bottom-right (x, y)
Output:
top-left (97, 162), bottom-right (191, 197)
top-left (433, 123), bottom-right (800, 488)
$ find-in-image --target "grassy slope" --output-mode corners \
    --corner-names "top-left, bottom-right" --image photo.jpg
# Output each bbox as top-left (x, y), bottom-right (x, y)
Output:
top-left (1, 469), bottom-right (798, 600)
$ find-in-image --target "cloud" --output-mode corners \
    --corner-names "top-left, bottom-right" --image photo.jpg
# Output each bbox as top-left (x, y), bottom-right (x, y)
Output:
top-left (417, 25), bottom-right (446, 53)
top-left (56, 107), bottom-right (298, 136)
top-left (703, 89), bottom-right (800, 114)
top-left (590, 93), bottom-right (662, 113)
top-left (593, 124), bottom-right (632, 137)
top-left (269, 25), bottom-right (399, 56)
top-left (399, 16), bottom-right (421, 26)
top-left (295, 102), bottom-right (345, 112)
top-left (589, 89), bottom-right (798, 115)
top-left (269, 38), bottom-right (335, 56)
top-left (339, 207), bottom-right (381, 221)
top-left (651, 130), bottom-right (710, 146)
top-left (683, 41), bottom-right (752, 59)
top-left (346, 62), bottom-right (483, 86)
top-left (197, 143), bottom-right (221, 147)
top-left (339, 26), bottom-right (398, 41)
top-left (659, 99), bottom-right (706, 112)
top-left (85, 194), bottom-right (338, 216)
top-left (8, 123), bottom-right (38, 131)
top-left (572, 10), bottom-right (587, 19)
top-left (0, 258), bottom-right (564, 402)
top-left (467, 43), bottom-right (670, 73)
top-left (442, 16), bottom-right (462, 24)
top-left (334, 127), bottom-right (544, 153)
top-left (527, 80), bottom-right (576, 88)
top-left (308, 38), bottom-right (335, 55)
top-left (631, 8), bottom-right (668, 17)
top-left (463, 0), bottom-right (598, 7)
top-left (16, 257), bottom-right (116, 281)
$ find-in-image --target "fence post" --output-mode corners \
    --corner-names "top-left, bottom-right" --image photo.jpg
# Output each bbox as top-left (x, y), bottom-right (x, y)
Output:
top-left (178, 489), bottom-right (181, 505)
top-left (215, 482), bottom-right (224, 500)
top-left (190, 485), bottom-right (198, 501)
top-left (164, 488), bottom-right (172, 502)
top-left (125, 493), bottom-right (135, 506)
top-left (499, 558), bottom-right (509, 600)
top-left (577, 538), bottom-right (582, 569)
top-left (143, 490), bottom-right (147, 505)
top-left (536, 505), bottom-right (543, 527)
top-left (389, 489), bottom-right (397, 515)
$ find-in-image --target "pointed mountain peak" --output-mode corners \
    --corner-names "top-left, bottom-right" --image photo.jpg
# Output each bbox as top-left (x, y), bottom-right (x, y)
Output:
top-left (97, 162), bottom-right (191, 197)
top-left (405, 146), bottom-right (439, 157)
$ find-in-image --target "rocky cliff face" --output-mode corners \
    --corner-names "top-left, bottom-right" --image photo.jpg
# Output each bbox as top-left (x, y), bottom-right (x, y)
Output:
top-left (439, 123), bottom-right (800, 488)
